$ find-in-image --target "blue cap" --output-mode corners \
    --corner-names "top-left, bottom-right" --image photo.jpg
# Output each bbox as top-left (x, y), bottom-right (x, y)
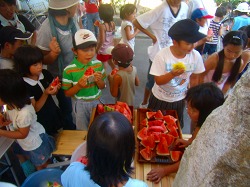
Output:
top-left (191, 8), bottom-right (214, 21)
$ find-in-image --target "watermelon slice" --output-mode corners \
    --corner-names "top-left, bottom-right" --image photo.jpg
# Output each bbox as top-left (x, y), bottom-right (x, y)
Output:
top-left (141, 134), bottom-right (156, 150)
top-left (110, 68), bottom-right (118, 75)
top-left (51, 76), bottom-right (60, 88)
top-left (163, 115), bottom-right (177, 128)
top-left (148, 125), bottom-right (165, 133)
top-left (84, 67), bottom-right (95, 76)
top-left (137, 127), bottom-right (148, 140)
top-left (104, 105), bottom-right (115, 112)
top-left (147, 119), bottom-right (164, 127)
top-left (154, 110), bottom-right (164, 119)
top-left (167, 125), bottom-right (179, 138)
top-left (161, 133), bottom-right (175, 146)
top-left (170, 151), bottom-right (183, 162)
top-left (156, 136), bottom-right (170, 156)
top-left (97, 104), bottom-right (104, 114)
top-left (140, 146), bottom-right (153, 161)
top-left (140, 118), bottom-right (148, 127)
top-left (146, 111), bottom-right (156, 119)
top-left (150, 131), bottom-right (162, 143)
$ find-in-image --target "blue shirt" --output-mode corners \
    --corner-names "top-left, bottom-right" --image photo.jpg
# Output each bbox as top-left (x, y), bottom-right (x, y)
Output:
top-left (61, 162), bottom-right (148, 187)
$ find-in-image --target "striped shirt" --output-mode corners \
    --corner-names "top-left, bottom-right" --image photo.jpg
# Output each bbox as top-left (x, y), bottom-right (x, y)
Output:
top-left (206, 20), bottom-right (222, 45)
top-left (62, 58), bottom-right (106, 101)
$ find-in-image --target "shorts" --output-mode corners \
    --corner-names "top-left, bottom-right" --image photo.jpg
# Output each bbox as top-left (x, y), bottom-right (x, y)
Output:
top-left (13, 133), bottom-right (55, 166)
top-left (146, 59), bottom-right (155, 90)
top-left (96, 54), bottom-right (112, 62)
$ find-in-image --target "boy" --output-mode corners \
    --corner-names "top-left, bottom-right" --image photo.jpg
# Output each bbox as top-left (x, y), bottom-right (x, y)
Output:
top-left (62, 29), bottom-right (106, 130)
top-left (191, 8), bottom-right (214, 54)
top-left (108, 44), bottom-right (139, 106)
top-left (203, 6), bottom-right (227, 56)
top-left (148, 19), bottom-right (206, 128)
top-left (0, 26), bottom-right (32, 69)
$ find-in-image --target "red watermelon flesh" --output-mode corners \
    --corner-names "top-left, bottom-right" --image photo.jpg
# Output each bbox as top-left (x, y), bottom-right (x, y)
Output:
top-left (154, 110), bottom-right (164, 119)
top-left (84, 67), bottom-right (95, 76)
top-left (156, 136), bottom-right (170, 156)
top-left (141, 134), bottom-right (156, 150)
top-left (146, 111), bottom-right (156, 119)
top-left (148, 125), bottom-right (165, 133)
top-left (140, 118), bottom-right (148, 127)
top-left (168, 126), bottom-right (179, 138)
top-left (137, 127), bottom-right (148, 140)
top-left (163, 115), bottom-right (177, 127)
top-left (97, 104), bottom-right (104, 114)
top-left (140, 146), bottom-right (153, 161)
top-left (170, 151), bottom-right (183, 162)
top-left (116, 101), bottom-right (132, 116)
top-left (147, 119), bottom-right (164, 127)
top-left (150, 131), bottom-right (162, 143)
top-left (161, 133), bottom-right (175, 146)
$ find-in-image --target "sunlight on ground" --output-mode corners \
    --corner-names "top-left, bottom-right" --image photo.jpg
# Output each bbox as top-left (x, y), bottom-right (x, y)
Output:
top-left (102, 0), bottom-right (162, 9)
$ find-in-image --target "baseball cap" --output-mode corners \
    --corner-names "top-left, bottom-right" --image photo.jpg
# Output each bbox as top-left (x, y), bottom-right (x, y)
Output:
top-left (73, 29), bottom-right (97, 49)
top-left (191, 8), bottom-right (214, 21)
top-left (111, 44), bottom-right (134, 68)
top-left (0, 26), bottom-right (33, 47)
top-left (168, 19), bottom-right (206, 43)
top-left (48, 0), bottom-right (79, 10)
top-left (234, 2), bottom-right (250, 13)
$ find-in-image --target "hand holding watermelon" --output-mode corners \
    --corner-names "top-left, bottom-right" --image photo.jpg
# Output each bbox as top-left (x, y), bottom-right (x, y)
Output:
top-left (51, 76), bottom-right (60, 89)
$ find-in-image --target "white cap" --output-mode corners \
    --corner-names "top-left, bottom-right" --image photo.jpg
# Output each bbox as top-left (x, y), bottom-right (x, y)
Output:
top-left (48, 0), bottom-right (79, 10)
top-left (234, 2), bottom-right (250, 13)
top-left (73, 29), bottom-right (97, 49)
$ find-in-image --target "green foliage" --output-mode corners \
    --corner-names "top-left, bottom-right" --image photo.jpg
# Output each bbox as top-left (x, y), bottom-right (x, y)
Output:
top-left (215, 0), bottom-right (250, 8)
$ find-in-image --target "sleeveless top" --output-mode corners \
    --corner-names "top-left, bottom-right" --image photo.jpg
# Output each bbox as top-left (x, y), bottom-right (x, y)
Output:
top-left (99, 22), bottom-right (115, 54)
top-left (204, 69), bottom-right (230, 90)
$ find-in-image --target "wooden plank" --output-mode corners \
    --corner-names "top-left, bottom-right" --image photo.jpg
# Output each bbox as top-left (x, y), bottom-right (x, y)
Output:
top-left (144, 163), bottom-right (152, 187)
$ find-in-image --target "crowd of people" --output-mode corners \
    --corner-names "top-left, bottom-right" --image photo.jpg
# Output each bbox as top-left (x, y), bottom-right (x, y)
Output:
top-left (0, 0), bottom-right (249, 186)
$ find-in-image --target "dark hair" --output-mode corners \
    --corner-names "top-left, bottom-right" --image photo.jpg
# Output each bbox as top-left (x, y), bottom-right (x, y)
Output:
top-left (85, 112), bottom-right (135, 187)
top-left (215, 7), bottom-right (227, 17)
top-left (14, 45), bottom-right (44, 77)
top-left (0, 0), bottom-right (16, 6)
top-left (48, 8), bottom-right (68, 17)
top-left (239, 25), bottom-right (250, 38)
top-left (99, 4), bottom-right (114, 23)
top-left (0, 69), bottom-right (31, 109)
top-left (213, 31), bottom-right (248, 84)
top-left (120, 4), bottom-right (136, 20)
top-left (186, 82), bottom-right (224, 127)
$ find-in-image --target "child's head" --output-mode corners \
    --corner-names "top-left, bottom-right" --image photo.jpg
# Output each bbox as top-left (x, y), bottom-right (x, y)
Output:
top-left (234, 2), bottom-right (250, 16)
top-left (120, 4), bottom-right (137, 21)
top-left (191, 8), bottom-right (213, 27)
top-left (0, 0), bottom-right (16, 20)
top-left (99, 4), bottom-right (114, 23)
top-left (186, 82), bottom-right (224, 127)
top-left (14, 45), bottom-right (44, 77)
top-left (85, 111), bottom-right (135, 186)
top-left (215, 6), bottom-right (227, 19)
top-left (0, 26), bottom-right (32, 55)
top-left (111, 44), bottom-right (134, 68)
top-left (0, 69), bottom-right (30, 109)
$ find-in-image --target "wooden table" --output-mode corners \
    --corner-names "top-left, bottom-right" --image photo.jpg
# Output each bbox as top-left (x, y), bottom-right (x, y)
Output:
top-left (132, 109), bottom-right (178, 187)
top-left (52, 130), bottom-right (87, 156)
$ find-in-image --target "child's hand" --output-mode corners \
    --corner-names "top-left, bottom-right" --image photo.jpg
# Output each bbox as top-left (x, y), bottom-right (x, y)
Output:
top-left (94, 72), bottom-right (102, 82)
top-left (77, 76), bottom-right (88, 88)
top-left (0, 114), bottom-right (12, 127)
top-left (45, 85), bottom-right (58, 95)
top-left (170, 69), bottom-right (185, 77)
top-left (173, 138), bottom-right (190, 148)
top-left (49, 37), bottom-right (61, 55)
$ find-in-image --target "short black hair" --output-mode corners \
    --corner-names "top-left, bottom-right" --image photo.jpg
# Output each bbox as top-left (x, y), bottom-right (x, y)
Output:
top-left (239, 25), bottom-right (250, 38)
top-left (85, 111), bottom-right (135, 187)
top-left (0, 69), bottom-right (31, 109)
top-left (99, 4), bottom-right (114, 22)
top-left (120, 4), bottom-right (136, 20)
top-left (14, 45), bottom-right (44, 77)
top-left (186, 82), bottom-right (224, 127)
top-left (215, 6), bottom-right (227, 17)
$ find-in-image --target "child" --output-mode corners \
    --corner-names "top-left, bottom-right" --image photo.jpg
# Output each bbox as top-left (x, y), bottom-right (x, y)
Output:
top-left (0, 26), bottom-right (32, 69)
top-left (62, 29), bottom-right (106, 130)
top-left (202, 30), bottom-right (248, 95)
top-left (148, 19), bottom-right (206, 128)
top-left (147, 82), bottom-right (225, 183)
top-left (231, 2), bottom-right (250, 31)
top-left (61, 111), bottom-right (147, 187)
top-left (203, 7), bottom-right (227, 56)
top-left (96, 4), bottom-right (116, 70)
top-left (0, 69), bottom-right (55, 171)
top-left (108, 44), bottom-right (139, 106)
top-left (14, 45), bottom-right (64, 136)
top-left (191, 8), bottom-right (214, 54)
top-left (119, 4), bottom-right (140, 51)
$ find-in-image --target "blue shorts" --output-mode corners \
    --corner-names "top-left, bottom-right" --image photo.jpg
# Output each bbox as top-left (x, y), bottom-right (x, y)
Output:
top-left (13, 133), bottom-right (55, 166)
top-left (146, 60), bottom-right (155, 90)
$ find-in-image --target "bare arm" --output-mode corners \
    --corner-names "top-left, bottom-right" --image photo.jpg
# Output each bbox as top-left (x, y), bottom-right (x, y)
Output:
top-left (124, 25), bottom-right (139, 41)
top-left (64, 76), bottom-right (87, 97)
top-left (154, 69), bottom-right (185, 85)
top-left (133, 19), bottom-right (157, 44)
top-left (96, 24), bottom-right (105, 53)
top-left (135, 75), bottom-right (139, 86)
top-left (0, 126), bottom-right (30, 139)
top-left (108, 74), bottom-right (121, 97)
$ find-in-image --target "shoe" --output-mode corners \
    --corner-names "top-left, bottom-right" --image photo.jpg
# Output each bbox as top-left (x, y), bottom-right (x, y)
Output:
top-left (139, 103), bottom-right (148, 109)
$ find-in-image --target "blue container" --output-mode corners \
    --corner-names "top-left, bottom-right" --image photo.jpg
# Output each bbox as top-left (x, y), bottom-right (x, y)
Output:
top-left (21, 168), bottom-right (63, 187)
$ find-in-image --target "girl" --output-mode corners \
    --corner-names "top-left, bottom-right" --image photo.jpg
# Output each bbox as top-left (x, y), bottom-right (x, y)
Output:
top-left (202, 30), bottom-right (248, 95)
top-left (119, 4), bottom-right (140, 51)
top-left (147, 82), bottom-right (225, 183)
top-left (96, 4), bottom-right (116, 70)
top-left (14, 45), bottom-right (64, 137)
top-left (61, 112), bottom-right (147, 187)
top-left (0, 69), bottom-right (55, 171)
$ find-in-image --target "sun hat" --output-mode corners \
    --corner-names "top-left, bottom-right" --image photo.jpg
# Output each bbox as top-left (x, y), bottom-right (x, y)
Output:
top-left (73, 29), bottom-right (97, 49)
top-left (111, 44), bottom-right (134, 67)
top-left (234, 2), bottom-right (250, 13)
top-left (48, 0), bottom-right (79, 10)
top-left (191, 8), bottom-right (214, 21)
top-left (168, 19), bottom-right (206, 43)
top-left (0, 26), bottom-right (33, 47)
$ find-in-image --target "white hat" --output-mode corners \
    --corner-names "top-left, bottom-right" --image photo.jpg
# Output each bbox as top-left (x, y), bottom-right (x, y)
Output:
top-left (48, 0), bottom-right (79, 10)
top-left (73, 29), bottom-right (97, 49)
top-left (234, 2), bottom-right (250, 13)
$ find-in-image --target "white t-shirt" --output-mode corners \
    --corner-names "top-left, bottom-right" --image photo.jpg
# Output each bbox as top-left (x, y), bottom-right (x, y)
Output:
top-left (7, 104), bottom-right (45, 151)
top-left (150, 47), bottom-right (205, 102)
top-left (120, 20), bottom-right (135, 51)
top-left (136, 1), bottom-right (188, 61)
